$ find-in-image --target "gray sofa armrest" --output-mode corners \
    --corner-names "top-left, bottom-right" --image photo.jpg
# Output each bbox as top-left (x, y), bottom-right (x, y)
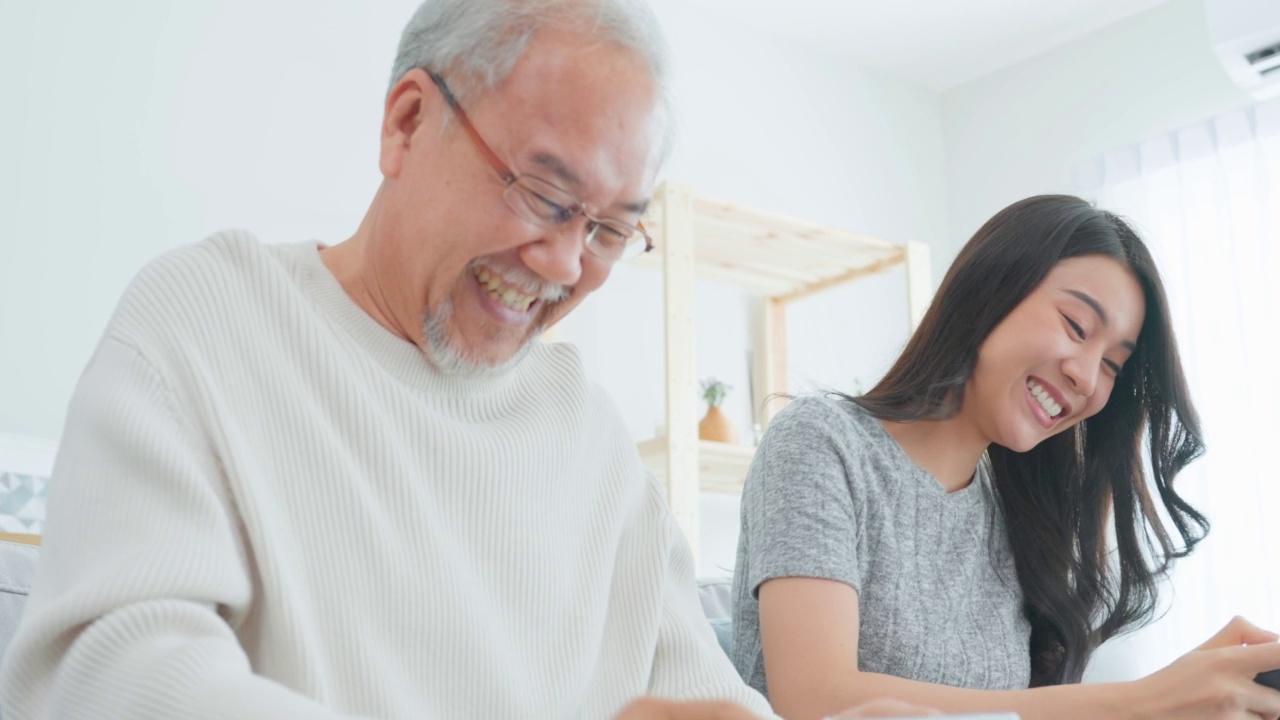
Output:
top-left (0, 540), bottom-right (38, 667)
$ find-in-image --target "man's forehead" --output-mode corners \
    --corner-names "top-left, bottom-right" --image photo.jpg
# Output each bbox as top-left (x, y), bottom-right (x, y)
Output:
top-left (473, 31), bottom-right (665, 211)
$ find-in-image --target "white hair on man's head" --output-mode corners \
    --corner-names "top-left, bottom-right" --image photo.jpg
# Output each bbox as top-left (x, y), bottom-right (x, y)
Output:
top-left (389, 0), bottom-right (675, 155)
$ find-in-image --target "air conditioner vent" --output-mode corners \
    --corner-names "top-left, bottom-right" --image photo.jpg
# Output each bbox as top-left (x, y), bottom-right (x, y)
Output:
top-left (1207, 0), bottom-right (1280, 100)
top-left (1246, 40), bottom-right (1280, 67)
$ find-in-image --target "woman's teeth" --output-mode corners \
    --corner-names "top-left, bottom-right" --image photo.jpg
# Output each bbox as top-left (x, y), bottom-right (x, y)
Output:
top-left (1027, 379), bottom-right (1064, 419)
top-left (474, 267), bottom-right (536, 312)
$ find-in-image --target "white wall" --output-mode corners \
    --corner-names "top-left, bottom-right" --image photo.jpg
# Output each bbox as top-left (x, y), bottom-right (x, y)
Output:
top-left (940, 0), bottom-right (1252, 257)
top-left (0, 0), bottom-right (398, 439)
top-left (0, 0), bottom-right (947, 573)
top-left (562, 1), bottom-right (948, 572)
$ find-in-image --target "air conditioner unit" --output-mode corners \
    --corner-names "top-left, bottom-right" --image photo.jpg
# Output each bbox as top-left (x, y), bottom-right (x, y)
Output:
top-left (1206, 0), bottom-right (1280, 101)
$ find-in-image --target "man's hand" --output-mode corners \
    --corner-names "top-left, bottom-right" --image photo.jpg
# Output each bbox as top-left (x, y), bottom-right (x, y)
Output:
top-left (614, 697), bottom-right (761, 720)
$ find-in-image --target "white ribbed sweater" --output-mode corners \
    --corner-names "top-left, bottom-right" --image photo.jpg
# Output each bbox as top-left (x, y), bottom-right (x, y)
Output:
top-left (0, 233), bottom-right (771, 720)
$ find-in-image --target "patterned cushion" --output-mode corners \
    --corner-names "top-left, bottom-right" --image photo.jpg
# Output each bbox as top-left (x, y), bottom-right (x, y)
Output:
top-left (0, 473), bottom-right (47, 534)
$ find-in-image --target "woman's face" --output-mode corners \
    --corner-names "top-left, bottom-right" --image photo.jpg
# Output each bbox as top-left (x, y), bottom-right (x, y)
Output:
top-left (966, 255), bottom-right (1145, 452)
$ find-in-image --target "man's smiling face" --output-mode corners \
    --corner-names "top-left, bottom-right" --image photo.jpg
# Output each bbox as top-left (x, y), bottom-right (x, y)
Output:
top-left (373, 27), bottom-right (668, 373)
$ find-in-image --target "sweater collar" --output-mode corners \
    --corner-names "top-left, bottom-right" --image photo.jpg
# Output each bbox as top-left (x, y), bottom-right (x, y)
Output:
top-left (288, 240), bottom-right (546, 397)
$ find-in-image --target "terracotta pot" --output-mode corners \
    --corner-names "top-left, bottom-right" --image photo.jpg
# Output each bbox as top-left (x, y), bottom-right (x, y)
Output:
top-left (698, 405), bottom-right (738, 444)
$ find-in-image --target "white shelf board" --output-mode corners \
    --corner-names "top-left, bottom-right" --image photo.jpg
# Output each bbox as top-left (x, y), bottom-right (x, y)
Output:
top-left (637, 437), bottom-right (756, 495)
top-left (631, 191), bottom-right (906, 300)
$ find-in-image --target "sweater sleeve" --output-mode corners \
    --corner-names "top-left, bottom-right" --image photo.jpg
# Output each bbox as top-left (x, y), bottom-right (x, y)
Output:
top-left (644, 487), bottom-right (779, 720)
top-left (0, 335), bottom-right (372, 720)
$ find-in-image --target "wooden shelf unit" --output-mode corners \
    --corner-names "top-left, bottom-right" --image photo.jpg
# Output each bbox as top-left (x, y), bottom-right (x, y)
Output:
top-left (636, 437), bottom-right (757, 496)
top-left (630, 182), bottom-right (931, 566)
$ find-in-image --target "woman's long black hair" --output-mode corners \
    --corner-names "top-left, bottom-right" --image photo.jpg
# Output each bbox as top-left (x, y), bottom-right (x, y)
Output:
top-left (851, 195), bottom-right (1208, 685)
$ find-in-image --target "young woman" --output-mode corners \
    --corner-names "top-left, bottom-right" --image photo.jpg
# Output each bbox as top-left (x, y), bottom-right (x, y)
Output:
top-left (731, 195), bottom-right (1280, 720)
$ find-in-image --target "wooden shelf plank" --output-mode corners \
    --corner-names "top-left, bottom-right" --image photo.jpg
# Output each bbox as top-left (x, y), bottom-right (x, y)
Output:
top-left (629, 182), bottom-right (930, 572)
top-left (637, 437), bottom-right (756, 495)
top-left (633, 189), bottom-right (907, 299)
top-left (659, 184), bottom-right (702, 560)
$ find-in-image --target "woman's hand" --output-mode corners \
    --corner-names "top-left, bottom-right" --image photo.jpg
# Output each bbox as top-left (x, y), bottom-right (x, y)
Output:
top-left (825, 697), bottom-right (942, 717)
top-left (613, 697), bottom-right (761, 720)
top-left (1194, 617), bottom-right (1280, 652)
top-left (1132, 617), bottom-right (1280, 720)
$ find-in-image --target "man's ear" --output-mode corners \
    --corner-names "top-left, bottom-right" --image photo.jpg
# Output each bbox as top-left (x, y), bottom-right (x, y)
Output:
top-left (380, 68), bottom-right (437, 179)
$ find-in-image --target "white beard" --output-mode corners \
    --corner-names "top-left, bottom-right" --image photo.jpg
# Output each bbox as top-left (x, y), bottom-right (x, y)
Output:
top-left (421, 297), bottom-right (541, 377)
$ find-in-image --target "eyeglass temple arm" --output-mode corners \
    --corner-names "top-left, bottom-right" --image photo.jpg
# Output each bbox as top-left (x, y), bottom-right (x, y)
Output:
top-left (429, 70), bottom-right (652, 254)
top-left (426, 71), bottom-right (517, 185)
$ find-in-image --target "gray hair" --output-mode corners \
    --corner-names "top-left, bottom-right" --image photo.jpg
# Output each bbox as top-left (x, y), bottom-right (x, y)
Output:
top-left (390, 0), bottom-right (673, 126)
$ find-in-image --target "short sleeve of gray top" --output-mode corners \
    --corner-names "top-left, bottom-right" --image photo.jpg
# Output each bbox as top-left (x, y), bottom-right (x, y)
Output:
top-left (731, 395), bottom-right (1031, 697)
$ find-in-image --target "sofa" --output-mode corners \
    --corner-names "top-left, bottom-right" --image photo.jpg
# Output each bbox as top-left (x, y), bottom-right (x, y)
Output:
top-left (0, 539), bottom-right (38, 719)
top-left (697, 576), bottom-right (736, 658)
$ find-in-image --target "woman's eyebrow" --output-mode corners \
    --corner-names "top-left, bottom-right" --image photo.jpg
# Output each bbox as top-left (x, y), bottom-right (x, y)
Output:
top-left (1066, 289), bottom-right (1109, 326)
top-left (1066, 289), bottom-right (1137, 351)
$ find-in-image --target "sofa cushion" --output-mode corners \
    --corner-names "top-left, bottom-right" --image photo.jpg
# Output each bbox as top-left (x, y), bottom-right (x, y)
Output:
top-left (696, 577), bottom-right (733, 620)
top-left (697, 577), bottom-right (734, 659)
top-left (708, 617), bottom-right (734, 658)
top-left (0, 540), bottom-right (38, 667)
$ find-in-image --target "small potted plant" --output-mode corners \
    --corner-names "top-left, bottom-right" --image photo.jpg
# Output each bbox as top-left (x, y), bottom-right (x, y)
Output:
top-left (698, 377), bottom-right (738, 444)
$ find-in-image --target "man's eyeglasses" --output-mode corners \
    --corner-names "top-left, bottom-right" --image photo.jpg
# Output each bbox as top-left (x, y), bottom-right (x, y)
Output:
top-left (427, 71), bottom-right (653, 262)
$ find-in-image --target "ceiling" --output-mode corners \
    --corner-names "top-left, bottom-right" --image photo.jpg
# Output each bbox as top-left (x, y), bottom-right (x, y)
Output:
top-left (686, 0), bottom-right (1173, 90)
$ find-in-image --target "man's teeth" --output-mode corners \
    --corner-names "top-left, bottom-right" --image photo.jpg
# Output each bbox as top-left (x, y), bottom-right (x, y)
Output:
top-left (474, 267), bottom-right (536, 312)
top-left (1026, 380), bottom-right (1063, 418)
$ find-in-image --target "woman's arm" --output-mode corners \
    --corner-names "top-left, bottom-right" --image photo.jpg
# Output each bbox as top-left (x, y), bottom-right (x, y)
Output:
top-left (759, 577), bottom-right (1280, 720)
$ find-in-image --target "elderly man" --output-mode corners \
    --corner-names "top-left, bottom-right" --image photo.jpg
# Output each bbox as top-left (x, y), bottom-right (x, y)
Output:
top-left (0, 1), bottom-right (938, 718)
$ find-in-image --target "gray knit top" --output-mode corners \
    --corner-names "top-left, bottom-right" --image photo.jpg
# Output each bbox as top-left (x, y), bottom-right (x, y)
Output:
top-left (731, 395), bottom-right (1031, 697)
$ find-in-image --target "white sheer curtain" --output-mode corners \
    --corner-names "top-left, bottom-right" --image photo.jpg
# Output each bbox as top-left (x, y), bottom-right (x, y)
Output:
top-left (1073, 97), bottom-right (1280, 681)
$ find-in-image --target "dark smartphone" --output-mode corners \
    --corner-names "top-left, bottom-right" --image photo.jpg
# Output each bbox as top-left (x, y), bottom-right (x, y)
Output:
top-left (1258, 669), bottom-right (1280, 691)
